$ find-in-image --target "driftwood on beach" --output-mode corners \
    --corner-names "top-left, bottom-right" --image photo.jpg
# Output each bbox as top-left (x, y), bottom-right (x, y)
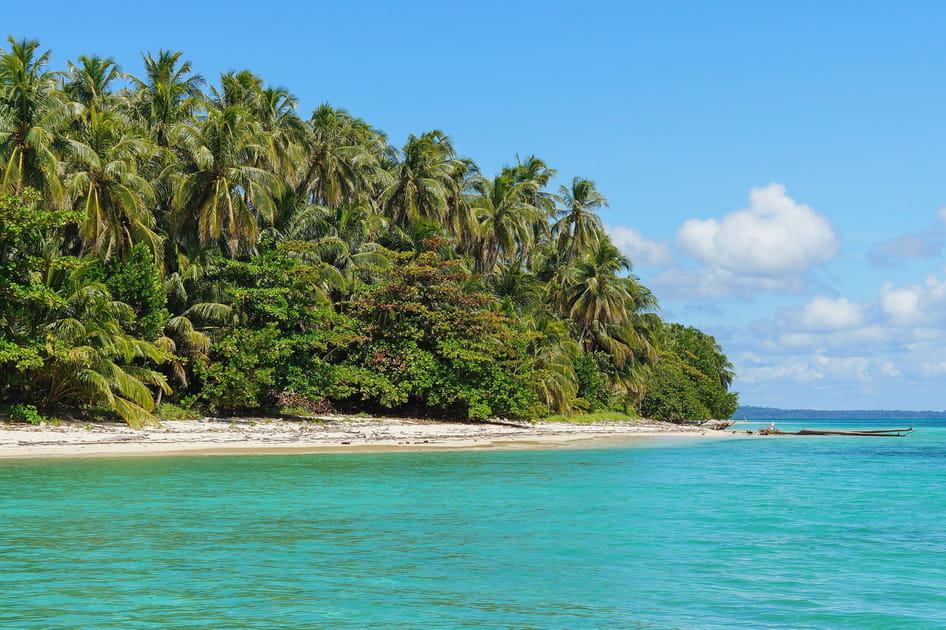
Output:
top-left (759, 426), bottom-right (914, 437)
top-left (699, 419), bottom-right (736, 430)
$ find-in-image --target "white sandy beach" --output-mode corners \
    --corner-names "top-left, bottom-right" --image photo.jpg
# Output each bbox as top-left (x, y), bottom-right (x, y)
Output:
top-left (0, 416), bottom-right (747, 459)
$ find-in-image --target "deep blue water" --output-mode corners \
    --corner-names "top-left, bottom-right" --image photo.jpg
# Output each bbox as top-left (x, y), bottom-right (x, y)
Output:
top-left (2, 419), bottom-right (945, 629)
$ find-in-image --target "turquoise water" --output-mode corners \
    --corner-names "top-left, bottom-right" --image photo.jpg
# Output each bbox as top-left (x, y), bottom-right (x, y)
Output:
top-left (2, 420), bottom-right (945, 629)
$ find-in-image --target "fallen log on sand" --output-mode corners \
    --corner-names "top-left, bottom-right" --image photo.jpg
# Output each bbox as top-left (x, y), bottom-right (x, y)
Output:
top-left (796, 428), bottom-right (913, 437)
top-left (701, 419), bottom-right (736, 430)
top-left (759, 426), bottom-right (914, 437)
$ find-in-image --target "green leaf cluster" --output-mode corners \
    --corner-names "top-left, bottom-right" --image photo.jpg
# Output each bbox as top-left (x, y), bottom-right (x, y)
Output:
top-left (640, 323), bottom-right (739, 421)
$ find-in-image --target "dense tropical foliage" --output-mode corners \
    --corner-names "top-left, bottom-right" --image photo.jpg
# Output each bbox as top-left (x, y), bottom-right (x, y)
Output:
top-left (0, 37), bottom-right (737, 425)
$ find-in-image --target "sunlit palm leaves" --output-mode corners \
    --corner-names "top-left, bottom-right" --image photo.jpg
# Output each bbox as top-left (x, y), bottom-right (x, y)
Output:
top-left (38, 267), bottom-right (171, 427)
top-left (467, 173), bottom-right (542, 274)
top-left (554, 176), bottom-right (608, 265)
top-left (64, 55), bottom-right (124, 109)
top-left (130, 49), bottom-right (204, 148)
top-left (296, 103), bottom-right (390, 210)
top-left (382, 130), bottom-right (465, 231)
top-left (172, 101), bottom-right (282, 254)
top-left (65, 107), bottom-right (161, 260)
top-left (0, 37), bottom-right (82, 207)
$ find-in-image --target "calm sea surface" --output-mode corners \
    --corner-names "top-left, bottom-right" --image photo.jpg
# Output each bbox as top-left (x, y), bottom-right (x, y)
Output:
top-left (2, 419), bottom-right (945, 629)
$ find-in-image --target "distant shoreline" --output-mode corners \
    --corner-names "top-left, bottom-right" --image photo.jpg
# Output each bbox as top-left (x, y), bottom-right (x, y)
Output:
top-left (0, 417), bottom-right (747, 460)
top-left (735, 406), bottom-right (946, 420)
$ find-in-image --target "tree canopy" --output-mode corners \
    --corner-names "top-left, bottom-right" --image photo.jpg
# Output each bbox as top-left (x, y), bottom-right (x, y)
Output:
top-left (0, 37), bottom-right (737, 424)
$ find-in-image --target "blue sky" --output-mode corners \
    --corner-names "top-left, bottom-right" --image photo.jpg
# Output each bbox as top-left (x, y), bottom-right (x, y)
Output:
top-left (6, 1), bottom-right (946, 409)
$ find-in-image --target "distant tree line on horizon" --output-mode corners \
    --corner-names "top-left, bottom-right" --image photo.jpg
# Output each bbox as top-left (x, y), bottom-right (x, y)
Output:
top-left (735, 406), bottom-right (946, 420)
top-left (0, 37), bottom-right (738, 426)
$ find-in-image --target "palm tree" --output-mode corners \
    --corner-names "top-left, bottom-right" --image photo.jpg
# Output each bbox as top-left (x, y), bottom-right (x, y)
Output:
top-left (527, 315), bottom-right (581, 414)
top-left (210, 71), bottom-right (306, 205)
top-left (32, 264), bottom-right (172, 427)
top-left (255, 85), bottom-right (305, 185)
top-left (505, 154), bottom-right (557, 217)
top-left (557, 237), bottom-right (661, 406)
top-left (64, 107), bottom-right (160, 260)
top-left (467, 173), bottom-right (542, 274)
top-left (64, 55), bottom-right (124, 109)
top-left (297, 104), bottom-right (389, 211)
top-left (560, 238), bottom-right (633, 345)
top-left (130, 49), bottom-right (204, 149)
top-left (0, 37), bottom-right (82, 207)
top-left (381, 130), bottom-right (464, 231)
top-left (172, 99), bottom-right (282, 255)
top-left (554, 176), bottom-right (608, 264)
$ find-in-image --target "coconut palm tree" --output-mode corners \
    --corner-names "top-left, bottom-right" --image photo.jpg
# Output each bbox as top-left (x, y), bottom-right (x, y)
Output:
top-left (504, 154), bottom-right (557, 217)
top-left (64, 55), bottom-right (124, 109)
top-left (467, 173), bottom-right (542, 274)
top-left (0, 37), bottom-right (81, 207)
top-left (297, 104), bottom-right (389, 211)
top-left (527, 315), bottom-right (581, 414)
top-left (172, 100), bottom-right (282, 255)
top-left (130, 49), bottom-right (205, 149)
top-left (255, 86), bottom-right (305, 185)
top-left (30, 264), bottom-right (172, 427)
top-left (554, 176), bottom-right (608, 265)
top-left (560, 238), bottom-right (633, 345)
top-left (381, 130), bottom-right (464, 231)
top-left (64, 106), bottom-right (161, 260)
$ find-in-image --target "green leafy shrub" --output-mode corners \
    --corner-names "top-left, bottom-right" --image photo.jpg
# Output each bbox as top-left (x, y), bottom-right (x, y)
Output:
top-left (2, 403), bottom-right (47, 424)
top-left (155, 403), bottom-right (203, 420)
top-left (96, 243), bottom-right (170, 339)
top-left (336, 254), bottom-right (539, 419)
top-left (574, 352), bottom-right (611, 411)
top-left (641, 323), bottom-right (739, 421)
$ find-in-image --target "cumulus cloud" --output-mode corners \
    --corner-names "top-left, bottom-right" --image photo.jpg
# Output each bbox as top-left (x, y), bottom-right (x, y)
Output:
top-left (676, 183), bottom-right (840, 275)
top-left (796, 296), bottom-right (865, 331)
top-left (867, 234), bottom-right (941, 266)
top-left (775, 325), bottom-right (889, 349)
top-left (879, 273), bottom-right (946, 327)
top-left (737, 354), bottom-right (887, 386)
top-left (653, 183), bottom-right (840, 298)
top-left (722, 268), bottom-right (946, 406)
top-left (879, 283), bottom-right (922, 326)
top-left (606, 225), bottom-right (674, 267)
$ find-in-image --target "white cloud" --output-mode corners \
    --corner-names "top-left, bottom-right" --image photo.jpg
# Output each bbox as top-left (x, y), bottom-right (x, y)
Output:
top-left (879, 283), bottom-right (922, 326)
top-left (879, 273), bottom-right (946, 327)
top-left (676, 183), bottom-right (840, 276)
top-left (740, 361), bottom-right (823, 384)
top-left (651, 265), bottom-right (805, 298)
top-left (737, 353), bottom-right (893, 386)
top-left (880, 361), bottom-right (901, 377)
top-left (653, 183), bottom-right (840, 298)
top-left (867, 233), bottom-right (942, 266)
top-left (720, 266), bottom-right (946, 405)
top-left (796, 296), bottom-right (865, 331)
top-left (606, 225), bottom-right (674, 267)
top-left (812, 355), bottom-right (871, 382)
top-left (938, 206), bottom-right (946, 225)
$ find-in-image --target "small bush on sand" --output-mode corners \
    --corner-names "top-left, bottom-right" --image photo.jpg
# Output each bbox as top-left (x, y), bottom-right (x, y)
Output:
top-left (155, 403), bottom-right (203, 421)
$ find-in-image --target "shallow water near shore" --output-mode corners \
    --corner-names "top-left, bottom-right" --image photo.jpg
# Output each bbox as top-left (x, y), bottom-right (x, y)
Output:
top-left (2, 419), bottom-right (945, 629)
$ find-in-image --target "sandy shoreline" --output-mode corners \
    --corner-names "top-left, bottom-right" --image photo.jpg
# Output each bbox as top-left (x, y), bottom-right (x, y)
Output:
top-left (0, 416), bottom-right (748, 459)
